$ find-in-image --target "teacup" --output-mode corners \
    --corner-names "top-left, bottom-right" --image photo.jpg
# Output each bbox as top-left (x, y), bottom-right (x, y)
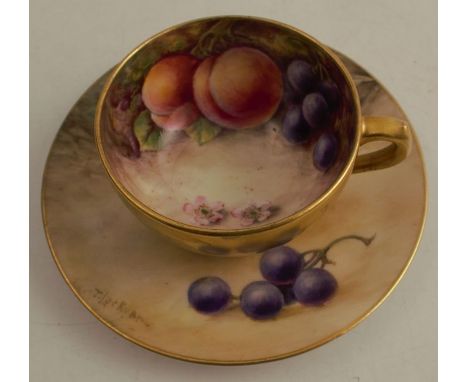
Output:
top-left (95, 16), bottom-right (411, 256)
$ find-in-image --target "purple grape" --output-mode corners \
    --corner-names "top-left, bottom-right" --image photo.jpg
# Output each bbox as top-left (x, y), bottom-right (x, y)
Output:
top-left (313, 131), bottom-right (339, 171)
top-left (260, 246), bottom-right (304, 285)
top-left (240, 281), bottom-right (284, 320)
top-left (293, 268), bottom-right (337, 305)
top-left (282, 104), bottom-right (313, 144)
top-left (318, 80), bottom-right (340, 110)
top-left (287, 60), bottom-right (318, 94)
top-left (302, 93), bottom-right (330, 129)
top-left (277, 285), bottom-right (297, 305)
top-left (188, 277), bottom-right (231, 314)
top-left (283, 77), bottom-right (303, 104)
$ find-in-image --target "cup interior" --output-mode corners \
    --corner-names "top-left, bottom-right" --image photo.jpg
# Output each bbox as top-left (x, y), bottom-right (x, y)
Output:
top-left (97, 17), bottom-right (359, 230)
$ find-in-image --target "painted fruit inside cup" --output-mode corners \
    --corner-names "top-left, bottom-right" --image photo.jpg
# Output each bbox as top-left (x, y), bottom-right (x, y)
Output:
top-left (313, 131), bottom-right (339, 171)
top-left (282, 104), bottom-right (314, 144)
top-left (286, 59), bottom-right (318, 95)
top-left (142, 54), bottom-right (199, 116)
top-left (192, 56), bottom-right (239, 128)
top-left (150, 113), bottom-right (169, 128)
top-left (302, 92), bottom-right (330, 129)
top-left (163, 102), bottom-right (201, 131)
top-left (317, 80), bottom-right (340, 110)
top-left (193, 47), bottom-right (283, 129)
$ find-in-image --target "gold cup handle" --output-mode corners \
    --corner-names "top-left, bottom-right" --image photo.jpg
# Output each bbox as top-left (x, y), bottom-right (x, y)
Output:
top-left (353, 116), bottom-right (412, 173)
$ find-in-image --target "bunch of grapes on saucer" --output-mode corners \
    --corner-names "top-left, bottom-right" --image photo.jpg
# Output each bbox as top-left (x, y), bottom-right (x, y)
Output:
top-left (188, 234), bottom-right (374, 320)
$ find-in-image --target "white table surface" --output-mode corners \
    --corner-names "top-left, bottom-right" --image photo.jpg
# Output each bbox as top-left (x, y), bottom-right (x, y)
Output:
top-left (30, 0), bottom-right (437, 380)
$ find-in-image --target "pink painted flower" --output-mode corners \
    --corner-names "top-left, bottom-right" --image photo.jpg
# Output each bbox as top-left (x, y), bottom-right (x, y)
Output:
top-left (231, 202), bottom-right (274, 226)
top-left (183, 196), bottom-right (226, 226)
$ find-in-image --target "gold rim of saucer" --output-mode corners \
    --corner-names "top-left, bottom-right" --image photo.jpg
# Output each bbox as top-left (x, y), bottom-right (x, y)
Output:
top-left (94, 15), bottom-right (362, 236)
top-left (42, 50), bottom-right (428, 365)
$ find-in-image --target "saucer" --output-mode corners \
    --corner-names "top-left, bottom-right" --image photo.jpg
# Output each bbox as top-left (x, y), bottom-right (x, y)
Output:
top-left (42, 51), bottom-right (427, 365)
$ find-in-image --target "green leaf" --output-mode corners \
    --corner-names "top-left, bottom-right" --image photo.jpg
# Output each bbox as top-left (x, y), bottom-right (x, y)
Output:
top-left (133, 110), bottom-right (163, 151)
top-left (170, 36), bottom-right (190, 51)
top-left (185, 118), bottom-right (222, 145)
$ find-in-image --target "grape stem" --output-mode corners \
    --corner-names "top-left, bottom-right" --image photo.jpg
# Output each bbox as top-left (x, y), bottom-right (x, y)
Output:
top-left (301, 234), bottom-right (376, 269)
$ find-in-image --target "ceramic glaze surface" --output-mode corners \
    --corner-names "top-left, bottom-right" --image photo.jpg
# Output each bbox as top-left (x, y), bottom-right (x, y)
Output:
top-left (43, 53), bottom-right (426, 364)
top-left (99, 18), bottom-right (357, 228)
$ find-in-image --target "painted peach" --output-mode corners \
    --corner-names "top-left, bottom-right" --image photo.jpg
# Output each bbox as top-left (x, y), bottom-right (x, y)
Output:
top-left (210, 47), bottom-right (282, 119)
top-left (164, 102), bottom-right (200, 131)
top-left (194, 57), bottom-right (267, 129)
top-left (193, 47), bottom-right (282, 129)
top-left (151, 113), bottom-right (169, 128)
top-left (142, 55), bottom-right (199, 115)
top-left (193, 57), bottom-right (239, 128)
top-left (152, 103), bottom-right (200, 130)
